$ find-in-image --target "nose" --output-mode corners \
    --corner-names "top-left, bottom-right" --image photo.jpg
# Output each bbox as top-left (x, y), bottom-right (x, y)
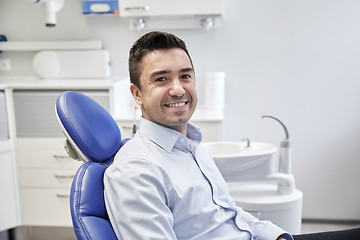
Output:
top-left (169, 78), bottom-right (186, 97)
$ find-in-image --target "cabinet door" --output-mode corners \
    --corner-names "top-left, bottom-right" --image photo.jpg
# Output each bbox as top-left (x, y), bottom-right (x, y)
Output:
top-left (0, 144), bottom-right (20, 232)
top-left (13, 90), bottom-right (110, 138)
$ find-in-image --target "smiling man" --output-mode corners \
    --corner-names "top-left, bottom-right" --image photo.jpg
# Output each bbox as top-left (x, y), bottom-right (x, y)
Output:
top-left (103, 31), bottom-right (291, 240)
top-left (103, 32), bottom-right (360, 240)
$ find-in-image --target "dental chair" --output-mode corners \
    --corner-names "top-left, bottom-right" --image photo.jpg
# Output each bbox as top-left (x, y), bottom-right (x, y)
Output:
top-left (56, 91), bottom-right (128, 240)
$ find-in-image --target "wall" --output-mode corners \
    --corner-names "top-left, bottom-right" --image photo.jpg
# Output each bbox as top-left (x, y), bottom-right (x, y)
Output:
top-left (1, 0), bottom-right (360, 220)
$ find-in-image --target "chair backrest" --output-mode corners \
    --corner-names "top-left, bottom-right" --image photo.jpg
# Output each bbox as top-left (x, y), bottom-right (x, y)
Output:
top-left (56, 91), bottom-right (127, 240)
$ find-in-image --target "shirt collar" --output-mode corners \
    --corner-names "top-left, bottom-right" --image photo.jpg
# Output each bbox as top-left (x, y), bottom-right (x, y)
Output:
top-left (138, 118), bottom-right (202, 153)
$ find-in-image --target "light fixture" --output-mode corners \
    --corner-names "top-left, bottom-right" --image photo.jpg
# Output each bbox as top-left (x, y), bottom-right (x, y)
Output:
top-left (30, 0), bottom-right (65, 27)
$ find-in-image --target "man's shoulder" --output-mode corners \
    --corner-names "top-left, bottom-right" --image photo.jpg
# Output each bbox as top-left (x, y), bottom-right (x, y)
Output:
top-left (112, 134), bottom-right (164, 163)
top-left (116, 135), bottom-right (150, 160)
top-left (104, 135), bottom-right (168, 180)
top-left (105, 136), bottom-right (150, 174)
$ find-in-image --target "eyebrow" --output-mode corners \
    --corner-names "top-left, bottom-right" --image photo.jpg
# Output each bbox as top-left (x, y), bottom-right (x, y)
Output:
top-left (180, 67), bottom-right (194, 73)
top-left (150, 70), bottom-right (170, 78)
top-left (150, 67), bottom-right (194, 78)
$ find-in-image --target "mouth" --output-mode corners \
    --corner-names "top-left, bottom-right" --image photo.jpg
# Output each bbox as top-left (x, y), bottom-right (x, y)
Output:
top-left (164, 101), bottom-right (188, 108)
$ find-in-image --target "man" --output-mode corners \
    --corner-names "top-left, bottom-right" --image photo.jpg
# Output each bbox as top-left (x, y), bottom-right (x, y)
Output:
top-left (104, 31), bottom-right (359, 240)
top-left (104, 31), bottom-right (289, 240)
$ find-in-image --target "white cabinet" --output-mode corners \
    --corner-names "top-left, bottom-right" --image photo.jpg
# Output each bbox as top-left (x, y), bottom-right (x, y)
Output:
top-left (11, 87), bottom-right (112, 226)
top-left (118, 0), bottom-right (224, 17)
top-left (16, 138), bottom-right (81, 226)
top-left (118, 0), bottom-right (224, 30)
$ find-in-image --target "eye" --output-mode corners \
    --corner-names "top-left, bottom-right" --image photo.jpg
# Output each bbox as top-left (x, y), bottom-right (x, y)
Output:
top-left (181, 74), bottom-right (191, 79)
top-left (155, 77), bottom-right (166, 82)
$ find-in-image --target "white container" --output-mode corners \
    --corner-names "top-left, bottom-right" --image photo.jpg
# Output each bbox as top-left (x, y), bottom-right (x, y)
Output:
top-left (204, 72), bottom-right (225, 110)
top-left (33, 50), bottom-right (111, 79)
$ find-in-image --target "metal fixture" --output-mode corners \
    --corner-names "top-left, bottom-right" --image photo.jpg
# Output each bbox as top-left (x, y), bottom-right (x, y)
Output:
top-left (201, 17), bottom-right (215, 30)
top-left (242, 138), bottom-right (251, 148)
top-left (132, 18), bottom-right (147, 31)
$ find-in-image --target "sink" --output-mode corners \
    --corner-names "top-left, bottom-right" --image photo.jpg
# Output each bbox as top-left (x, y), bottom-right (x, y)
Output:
top-left (203, 141), bottom-right (277, 181)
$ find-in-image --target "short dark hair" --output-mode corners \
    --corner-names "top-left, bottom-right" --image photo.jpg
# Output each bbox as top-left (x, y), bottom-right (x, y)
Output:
top-left (128, 31), bottom-right (193, 89)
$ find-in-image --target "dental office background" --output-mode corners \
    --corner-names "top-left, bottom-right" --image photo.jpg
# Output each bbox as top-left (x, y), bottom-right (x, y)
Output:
top-left (1, 0), bottom-right (360, 231)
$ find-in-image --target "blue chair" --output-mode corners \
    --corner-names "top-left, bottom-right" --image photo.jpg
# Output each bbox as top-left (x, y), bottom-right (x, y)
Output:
top-left (56, 91), bottom-right (128, 240)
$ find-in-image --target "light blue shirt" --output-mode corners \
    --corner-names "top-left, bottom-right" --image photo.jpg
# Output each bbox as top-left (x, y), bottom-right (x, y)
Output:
top-left (104, 118), bottom-right (292, 240)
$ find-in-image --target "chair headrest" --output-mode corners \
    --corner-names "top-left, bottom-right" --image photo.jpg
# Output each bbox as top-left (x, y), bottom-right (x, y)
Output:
top-left (56, 91), bottom-right (122, 163)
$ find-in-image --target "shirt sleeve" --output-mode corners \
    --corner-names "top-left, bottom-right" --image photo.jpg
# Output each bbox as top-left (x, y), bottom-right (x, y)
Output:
top-left (281, 233), bottom-right (294, 240)
top-left (234, 206), bottom-right (294, 240)
top-left (104, 158), bottom-right (177, 240)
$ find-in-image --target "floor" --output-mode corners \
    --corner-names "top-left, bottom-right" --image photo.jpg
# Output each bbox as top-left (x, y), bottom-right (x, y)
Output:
top-left (301, 220), bottom-right (360, 234)
top-left (2, 221), bottom-right (360, 240)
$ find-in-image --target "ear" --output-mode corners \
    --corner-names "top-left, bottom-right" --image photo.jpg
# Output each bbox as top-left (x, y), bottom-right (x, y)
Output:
top-left (130, 83), bottom-right (143, 106)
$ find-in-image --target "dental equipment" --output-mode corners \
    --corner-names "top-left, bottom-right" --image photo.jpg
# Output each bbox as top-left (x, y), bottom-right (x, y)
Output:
top-left (203, 116), bottom-right (303, 233)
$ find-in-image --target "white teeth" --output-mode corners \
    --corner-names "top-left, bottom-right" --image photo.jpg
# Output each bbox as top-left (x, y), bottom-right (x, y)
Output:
top-left (168, 102), bottom-right (185, 107)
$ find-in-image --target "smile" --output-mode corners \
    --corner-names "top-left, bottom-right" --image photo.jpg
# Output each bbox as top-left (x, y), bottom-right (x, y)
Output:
top-left (165, 102), bottom-right (187, 107)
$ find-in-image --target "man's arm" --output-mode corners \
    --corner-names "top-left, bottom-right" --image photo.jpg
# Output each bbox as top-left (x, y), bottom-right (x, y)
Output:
top-left (233, 205), bottom-right (293, 240)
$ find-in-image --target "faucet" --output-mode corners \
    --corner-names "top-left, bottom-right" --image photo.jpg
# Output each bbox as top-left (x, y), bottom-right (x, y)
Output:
top-left (242, 138), bottom-right (251, 148)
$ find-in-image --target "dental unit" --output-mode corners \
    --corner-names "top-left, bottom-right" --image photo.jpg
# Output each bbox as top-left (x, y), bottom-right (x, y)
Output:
top-left (204, 115), bottom-right (303, 234)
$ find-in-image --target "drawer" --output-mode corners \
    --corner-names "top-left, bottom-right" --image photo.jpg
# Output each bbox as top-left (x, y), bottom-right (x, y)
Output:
top-left (16, 138), bottom-right (82, 169)
top-left (19, 169), bottom-right (76, 188)
top-left (20, 188), bottom-right (72, 226)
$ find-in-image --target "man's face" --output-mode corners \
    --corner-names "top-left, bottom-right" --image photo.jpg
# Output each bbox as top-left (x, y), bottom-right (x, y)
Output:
top-left (130, 48), bottom-right (197, 135)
